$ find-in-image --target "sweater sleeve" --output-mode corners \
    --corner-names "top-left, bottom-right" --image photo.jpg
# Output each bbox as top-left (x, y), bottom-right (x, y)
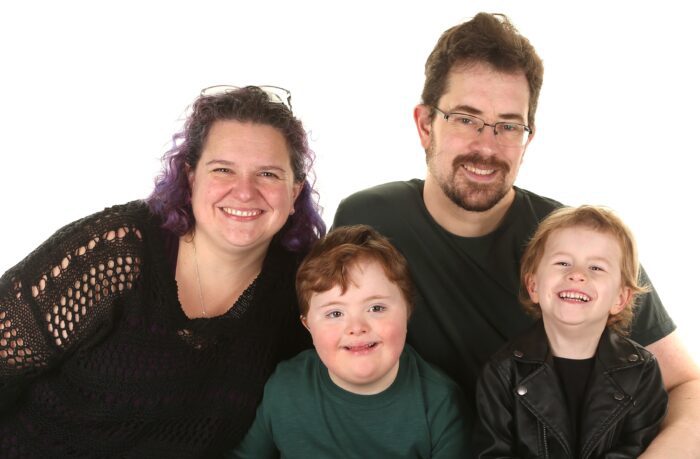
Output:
top-left (0, 203), bottom-right (146, 409)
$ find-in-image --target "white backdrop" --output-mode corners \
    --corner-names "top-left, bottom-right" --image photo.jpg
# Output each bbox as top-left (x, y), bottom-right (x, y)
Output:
top-left (2, 2), bottom-right (698, 353)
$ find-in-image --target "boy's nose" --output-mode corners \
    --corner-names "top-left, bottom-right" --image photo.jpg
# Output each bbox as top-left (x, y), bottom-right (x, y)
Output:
top-left (346, 316), bottom-right (368, 335)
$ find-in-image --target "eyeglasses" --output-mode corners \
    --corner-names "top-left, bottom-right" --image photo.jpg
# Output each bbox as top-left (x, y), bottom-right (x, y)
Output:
top-left (200, 85), bottom-right (293, 111)
top-left (432, 106), bottom-right (532, 147)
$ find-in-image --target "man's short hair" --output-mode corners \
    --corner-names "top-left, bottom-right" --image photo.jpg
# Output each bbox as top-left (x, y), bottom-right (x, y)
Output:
top-left (422, 12), bottom-right (544, 128)
top-left (296, 225), bottom-right (414, 318)
top-left (519, 205), bottom-right (649, 335)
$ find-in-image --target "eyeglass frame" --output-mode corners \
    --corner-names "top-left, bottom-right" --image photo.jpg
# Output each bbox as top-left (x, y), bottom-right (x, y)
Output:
top-left (199, 85), bottom-right (293, 112)
top-left (431, 106), bottom-right (532, 147)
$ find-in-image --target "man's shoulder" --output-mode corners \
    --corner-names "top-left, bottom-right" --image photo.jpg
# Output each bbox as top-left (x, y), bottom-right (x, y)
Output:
top-left (513, 187), bottom-right (564, 221)
top-left (340, 179), bottom-right (422, 205)
top-left (333, 179), bottom-right (424, 229)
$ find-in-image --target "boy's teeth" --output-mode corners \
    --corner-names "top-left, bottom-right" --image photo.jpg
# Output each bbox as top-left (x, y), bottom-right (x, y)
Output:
top-left (559, 291), bottom-right (591, 302)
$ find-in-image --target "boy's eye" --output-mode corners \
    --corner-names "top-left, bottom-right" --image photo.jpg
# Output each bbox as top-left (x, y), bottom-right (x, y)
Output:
top-left (368, 304), bottom-right (386, 313)
top-left (325, 310), bottom-right (343, 319)
top-left (555, 261), bottom-right (570, 267)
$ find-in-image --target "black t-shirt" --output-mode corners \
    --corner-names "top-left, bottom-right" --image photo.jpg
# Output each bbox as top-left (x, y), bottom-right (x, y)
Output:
top-left (554, 355), bottom-right (595, 454)
top-left (333, 179), bottom-right (675, 423)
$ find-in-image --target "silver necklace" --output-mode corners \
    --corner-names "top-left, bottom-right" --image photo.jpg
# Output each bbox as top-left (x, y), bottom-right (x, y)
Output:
top-left (191, 239), bottom-right (207, 317)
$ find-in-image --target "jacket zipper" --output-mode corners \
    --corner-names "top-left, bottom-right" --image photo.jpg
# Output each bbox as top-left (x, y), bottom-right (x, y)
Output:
top-left (543, 425), bottom-right (549, 458)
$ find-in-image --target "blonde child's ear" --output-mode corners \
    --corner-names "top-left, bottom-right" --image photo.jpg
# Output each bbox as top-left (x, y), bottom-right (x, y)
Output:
top-left (300, 315), bottom-right (310, 331)
top-left (525, 274), bottom-right (540, 304)
top-left (610, 286), bottom-right (632, 315)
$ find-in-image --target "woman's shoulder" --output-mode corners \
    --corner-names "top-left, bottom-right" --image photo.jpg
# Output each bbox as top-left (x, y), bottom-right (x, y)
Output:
top-left (2, 200), bottom-right (156, 294)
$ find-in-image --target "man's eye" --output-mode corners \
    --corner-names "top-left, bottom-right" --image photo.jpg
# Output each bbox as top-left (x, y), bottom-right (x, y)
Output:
top-left (500, 123), bottom-right (522, 132)
top-left (455, 116), bottom-right (475, 125)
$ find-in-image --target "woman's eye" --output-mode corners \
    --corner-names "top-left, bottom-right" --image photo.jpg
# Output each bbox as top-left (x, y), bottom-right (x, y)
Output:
top-left (259, 171), bottom-right (280, 179)
top-left (368, 304), bottom-right (386, 313)
top-left (213, 167), bottom-right (231, 173)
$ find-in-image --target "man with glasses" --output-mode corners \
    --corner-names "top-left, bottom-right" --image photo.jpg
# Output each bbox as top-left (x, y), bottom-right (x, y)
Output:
top-left (333, 12), bottom-right (700, 456)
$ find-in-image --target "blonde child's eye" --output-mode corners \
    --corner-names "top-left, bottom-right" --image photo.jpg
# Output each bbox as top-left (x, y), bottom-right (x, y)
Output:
top-left (368, 304), bottom-right (386, 313)
top-left (590, 265), bottom-right (605, 272)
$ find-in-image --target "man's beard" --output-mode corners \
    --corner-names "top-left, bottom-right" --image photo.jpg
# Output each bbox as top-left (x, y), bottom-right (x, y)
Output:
top-left (428, 144), bottom-right (512, 212)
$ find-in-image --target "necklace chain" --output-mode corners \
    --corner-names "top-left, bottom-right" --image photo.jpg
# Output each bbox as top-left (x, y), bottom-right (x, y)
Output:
top-left (191, 239), bottom-right (207, 317)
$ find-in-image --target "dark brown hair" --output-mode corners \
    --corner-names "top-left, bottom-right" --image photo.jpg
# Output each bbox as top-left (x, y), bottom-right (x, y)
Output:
top-left (422, 13), bottom-right (544, 128)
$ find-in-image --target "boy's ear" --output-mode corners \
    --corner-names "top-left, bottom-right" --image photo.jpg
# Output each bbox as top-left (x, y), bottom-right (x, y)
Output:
top-left (525, 274), bottom-right (539, 304)
top-left (610, 286), bottom-right (632, 315)
top-left (300, 315), bottom-right (310, 331)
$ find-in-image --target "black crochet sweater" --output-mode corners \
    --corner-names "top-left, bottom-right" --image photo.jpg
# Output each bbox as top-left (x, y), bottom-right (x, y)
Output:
top-left (0, 201), bottom-right (311, 457)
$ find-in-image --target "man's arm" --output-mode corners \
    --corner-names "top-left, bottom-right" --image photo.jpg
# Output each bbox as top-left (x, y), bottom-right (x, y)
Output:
top-left (639, 331), bottom-right (700, 458)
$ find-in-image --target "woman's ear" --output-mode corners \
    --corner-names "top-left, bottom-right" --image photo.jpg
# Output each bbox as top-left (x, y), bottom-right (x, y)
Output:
top-left (186, 163), bottom-right (195, 189)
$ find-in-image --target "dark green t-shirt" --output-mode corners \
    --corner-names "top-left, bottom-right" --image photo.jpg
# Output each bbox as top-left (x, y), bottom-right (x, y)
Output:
top-left (230, 345), bottom-right (470, 458)
top-left (333, 180), bottom-right (675, 427)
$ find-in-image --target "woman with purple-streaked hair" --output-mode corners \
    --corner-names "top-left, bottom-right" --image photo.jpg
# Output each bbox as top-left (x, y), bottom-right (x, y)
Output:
top-left (0, 86), bottom-right (325, 457)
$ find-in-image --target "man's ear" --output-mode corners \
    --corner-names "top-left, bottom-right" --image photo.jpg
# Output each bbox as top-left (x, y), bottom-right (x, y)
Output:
top-left (414, 104), bottom-right (433, 151)
top-left (520, 125), bottom-right (536, 164)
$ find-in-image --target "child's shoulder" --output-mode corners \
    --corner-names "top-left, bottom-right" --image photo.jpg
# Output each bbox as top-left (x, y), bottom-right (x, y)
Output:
top-left (266, 349), bottom-right (320, 386)
top-left (404, 345), bottom-right (463, 395)
top-left (604, 331), bottom-right (658, 366)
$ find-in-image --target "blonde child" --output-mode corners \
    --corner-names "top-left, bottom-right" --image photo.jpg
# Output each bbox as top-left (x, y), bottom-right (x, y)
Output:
top-left (475, 206), bottom-right (667, 458)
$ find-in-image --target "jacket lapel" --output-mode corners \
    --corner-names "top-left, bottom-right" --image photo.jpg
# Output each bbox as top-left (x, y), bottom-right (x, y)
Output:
top-left (512, 321), bottom-right (575, 456)
top-left (578, 329), bottom-right (645, 458)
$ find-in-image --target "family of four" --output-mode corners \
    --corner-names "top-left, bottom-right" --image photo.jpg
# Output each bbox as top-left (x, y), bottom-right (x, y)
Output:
top-left (1, 11), bottom-right (697, 458)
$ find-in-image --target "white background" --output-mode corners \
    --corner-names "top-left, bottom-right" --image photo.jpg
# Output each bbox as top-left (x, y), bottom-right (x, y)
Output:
top-left (1, 2), bottom-right (698, 353)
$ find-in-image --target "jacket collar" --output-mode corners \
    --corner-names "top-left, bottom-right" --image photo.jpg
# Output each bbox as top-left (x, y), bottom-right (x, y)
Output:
top-left (510, 320), bottom-right (647, 458)
top-left (512, 320), bottom-right (644, 372)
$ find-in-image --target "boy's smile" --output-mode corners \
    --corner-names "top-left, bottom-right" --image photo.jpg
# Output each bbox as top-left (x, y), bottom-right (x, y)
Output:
top-left (302, 260), bottom-right (408, 395)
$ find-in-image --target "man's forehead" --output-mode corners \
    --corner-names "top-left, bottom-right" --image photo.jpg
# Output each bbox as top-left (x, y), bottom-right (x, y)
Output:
top-left (440, 63), bottom-right (530, 116)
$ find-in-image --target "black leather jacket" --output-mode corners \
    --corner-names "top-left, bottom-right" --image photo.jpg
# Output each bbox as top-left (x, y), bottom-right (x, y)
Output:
top-left (474, 321), bottom-right (667, 458)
